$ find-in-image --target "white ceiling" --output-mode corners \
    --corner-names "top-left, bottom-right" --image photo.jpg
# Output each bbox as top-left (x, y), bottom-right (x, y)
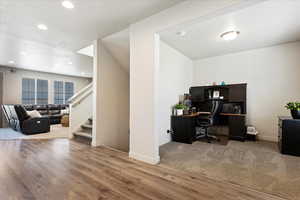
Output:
top-left (160, 0), bottom-right (300, 60)
top-left (0, 0), bottom-right (184, 51)
top-left (0, 0), bottom-right (184, 76)
top-left (0, 33), bottom-right (93, 77)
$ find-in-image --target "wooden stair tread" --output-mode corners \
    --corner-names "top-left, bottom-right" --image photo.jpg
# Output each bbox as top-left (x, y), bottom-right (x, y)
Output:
top-left (81, 124), bottom-right (92, 129)
top-left (73, 131), bottom-right (92, 139)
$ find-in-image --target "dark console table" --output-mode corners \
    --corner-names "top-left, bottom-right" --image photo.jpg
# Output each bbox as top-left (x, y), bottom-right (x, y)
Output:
top-left (278, 116), bottom-right (300, 156)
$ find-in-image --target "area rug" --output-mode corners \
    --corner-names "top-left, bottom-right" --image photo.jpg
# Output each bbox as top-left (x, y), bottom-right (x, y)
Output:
top-left (0, 125), bottom-right (69, 140)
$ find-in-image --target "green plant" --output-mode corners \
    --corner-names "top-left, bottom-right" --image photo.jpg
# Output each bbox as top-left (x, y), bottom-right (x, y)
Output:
top-left (174, 103), bottom-right (187, 110)
top-left (285, 102), bottom-right (300, 111)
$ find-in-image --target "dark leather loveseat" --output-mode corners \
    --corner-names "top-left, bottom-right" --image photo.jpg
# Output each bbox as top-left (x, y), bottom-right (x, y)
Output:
top-left (2, 105), bottom-right (50, 135)
top-left (24, 104), bottom-right (69, 125)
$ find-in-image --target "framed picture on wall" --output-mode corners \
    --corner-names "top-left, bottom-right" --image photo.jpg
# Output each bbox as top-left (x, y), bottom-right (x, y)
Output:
top-left (213, 90), bottom-right (220, 99)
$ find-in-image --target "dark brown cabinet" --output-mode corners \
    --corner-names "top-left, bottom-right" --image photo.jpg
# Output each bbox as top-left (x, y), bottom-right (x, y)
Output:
top-left (190, 87), bottom-right (205, 102)
top-left (228, 84), bottom-right (246, 102)
top-left (171, 115), bottom-right (196, 144)
top-left (278, 117), bottom-right (300, 156)
top-left (229, 115), bottom-right (246, 141)
top-left (190, 84), bottom-right (246, 103)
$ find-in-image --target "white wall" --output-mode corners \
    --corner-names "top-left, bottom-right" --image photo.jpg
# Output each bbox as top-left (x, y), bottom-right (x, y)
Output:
top-left (129, 0), bottom-right (252, 164)
top-left (158, 41), bottom-right (193, 145)
top-left (193, 41), bottom-right (300, 142)
top-left (93, 39), bottom-right (129, 152)
top-left (0, 66), bottom-right (91, 105)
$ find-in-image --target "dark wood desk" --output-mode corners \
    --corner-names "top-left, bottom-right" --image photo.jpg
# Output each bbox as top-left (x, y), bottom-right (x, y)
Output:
top-left (171, 112), bottom-right (246, 144)
top-left (178, 112), bottom-right (245, 117)
top-left (220, 113), bottom-right (246, 116)
top-left (178, 112), bottom-right (210, 118)
top-left (174, 83), bottom-right (248, 144)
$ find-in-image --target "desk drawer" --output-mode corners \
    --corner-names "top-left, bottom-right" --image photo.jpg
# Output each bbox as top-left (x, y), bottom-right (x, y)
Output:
top-left (228, 115), bottom-right (246, 141)
top-left (171, 116), bottom-right (196, 144)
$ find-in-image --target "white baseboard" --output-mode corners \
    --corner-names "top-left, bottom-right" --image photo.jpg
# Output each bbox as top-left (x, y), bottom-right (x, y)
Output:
top-left (129, 151), bottom-right (160, 165)
top-left (258, 135), bottom-right (278, 142)
top-left (91, 138), bottom-right (101, 147)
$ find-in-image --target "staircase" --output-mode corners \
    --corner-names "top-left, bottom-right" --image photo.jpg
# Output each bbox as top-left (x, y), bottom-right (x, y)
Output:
top-left (73, 118), bottom-right (93, 144)
top-left (68, 83), bottom-right (93, 145)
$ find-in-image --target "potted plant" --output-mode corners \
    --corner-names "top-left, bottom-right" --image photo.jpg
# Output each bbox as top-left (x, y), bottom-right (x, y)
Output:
top-left (174, 103), bottom-right (187, 116)
top-left (285, 102), bottom-right (300, 119)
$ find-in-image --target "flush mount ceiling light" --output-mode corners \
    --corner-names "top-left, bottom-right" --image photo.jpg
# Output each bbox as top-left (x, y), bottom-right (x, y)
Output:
top-left (176, 31), bottom-right (187, 37)
top-left (37, 24), bottom-right (48, 30)
top-left (20, 51), bottom-right (27, 56)
top-left (68, 61), bottom-right (73, 65)
top-left (8, 60), bottom-right (15, 64)
top-left (220, 31), bottom-right (240, 41)
top-left (62, 1), bottom-right (74, 9)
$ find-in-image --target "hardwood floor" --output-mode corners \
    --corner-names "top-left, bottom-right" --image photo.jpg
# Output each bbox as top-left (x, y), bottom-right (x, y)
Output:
top-left (0, 139), bottom-right (287, 200)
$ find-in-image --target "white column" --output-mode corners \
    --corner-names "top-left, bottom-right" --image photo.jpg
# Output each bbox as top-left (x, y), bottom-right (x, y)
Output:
top-left (129, 25), bottom-right (160, 164)
top-left (92, 39), bottom-right (102, 147)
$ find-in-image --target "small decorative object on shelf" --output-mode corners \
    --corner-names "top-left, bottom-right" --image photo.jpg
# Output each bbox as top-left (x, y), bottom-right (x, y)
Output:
top-left (221, 81), bottom-right (226, 86)
top-left (212, 82), bottom-right (217, 86)
top-left (285, 102), bottom-right (300, 119)
top-left (191, 107), bottom-right (197, 114)
top-left (174, 103), bottom-right (187, 116)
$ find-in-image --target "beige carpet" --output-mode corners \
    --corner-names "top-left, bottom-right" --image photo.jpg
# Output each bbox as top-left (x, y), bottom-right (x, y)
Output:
top-left (0, 125), bottom-right (69, 140)
top-left (26, 125), bottom-right (70, 139)
top-left (160, 140), bottom-right (300, 200)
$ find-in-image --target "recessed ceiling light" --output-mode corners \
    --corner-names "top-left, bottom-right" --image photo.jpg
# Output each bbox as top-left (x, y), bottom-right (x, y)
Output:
top-left (176, 31), bottom-right (187, 37)
top-left (37, 24), bottom-right (48, 31)
top-left (68, 61), bottom-right (73, 65)
top-left (20, 51), bottom-right (27, 56)
top-left (220, 31), bottom-right (240, 41)
top-left (8, 60), bottom-right (15, 64)
top-left (62, 1), bottom-right (74, 9)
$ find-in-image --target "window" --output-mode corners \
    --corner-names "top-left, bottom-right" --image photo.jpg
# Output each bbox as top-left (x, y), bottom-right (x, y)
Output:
top-left (65, 82), bottom-right (74, 103)
top-left (36, 79), bottom-right (48, 104)
top-left (54, 81), bottom-right (64, 104)
top-left (22, 78), bottom-right (35, 104)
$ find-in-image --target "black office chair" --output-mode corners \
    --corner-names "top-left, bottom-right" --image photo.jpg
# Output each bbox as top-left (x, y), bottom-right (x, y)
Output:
top-left (196, 100), bottom-right (222, 143)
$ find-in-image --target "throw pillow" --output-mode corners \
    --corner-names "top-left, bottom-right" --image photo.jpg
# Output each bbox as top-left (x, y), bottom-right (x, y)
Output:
top-left (27, 110), bottom-right (42, 118)
top-left (61, 109), bottom-right (69, 115)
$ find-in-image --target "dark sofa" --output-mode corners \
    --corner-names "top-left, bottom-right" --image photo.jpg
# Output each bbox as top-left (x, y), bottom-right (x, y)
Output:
top-left (2, 105), bottom-right (50, 135)
top-left (24, 104), bottom-right (69, 125)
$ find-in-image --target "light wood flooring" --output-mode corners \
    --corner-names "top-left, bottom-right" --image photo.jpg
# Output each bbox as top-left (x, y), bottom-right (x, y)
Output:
top-left (0, 139), bottom-right (287, 200)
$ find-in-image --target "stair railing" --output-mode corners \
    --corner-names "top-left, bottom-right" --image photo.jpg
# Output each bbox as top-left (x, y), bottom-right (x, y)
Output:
top-left (68, 82), bottom-right (93, 105)
top-left (69, 82), bottom-right (93, 139)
